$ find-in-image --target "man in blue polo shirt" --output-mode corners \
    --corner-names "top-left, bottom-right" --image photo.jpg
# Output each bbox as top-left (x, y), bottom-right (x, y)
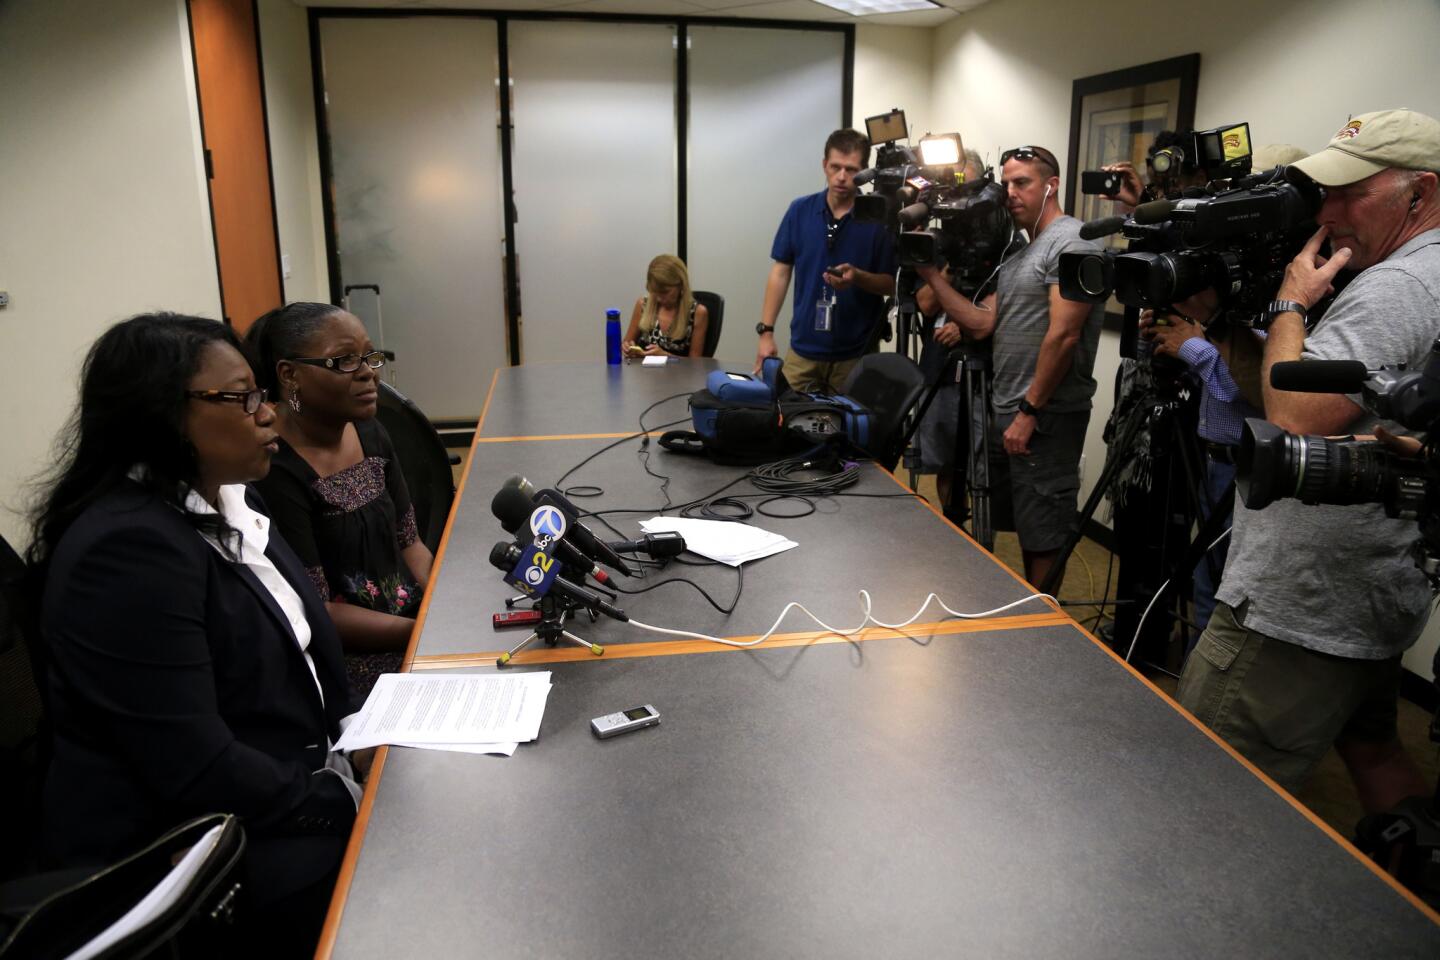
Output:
top-left (754, 129), bottom-right (897, 393)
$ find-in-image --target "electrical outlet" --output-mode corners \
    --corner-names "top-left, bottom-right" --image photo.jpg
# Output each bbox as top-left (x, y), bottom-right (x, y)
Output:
top-left (281, 254), bottom-right (292, 279)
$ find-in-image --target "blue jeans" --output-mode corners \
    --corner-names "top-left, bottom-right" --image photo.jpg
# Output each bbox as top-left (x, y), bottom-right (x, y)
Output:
top-left (1190, 455), bottom-right (1234, 647)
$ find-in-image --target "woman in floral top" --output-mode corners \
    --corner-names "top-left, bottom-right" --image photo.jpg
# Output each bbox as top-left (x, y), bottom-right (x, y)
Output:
top-left (247, 303), bottom-right (433, 694)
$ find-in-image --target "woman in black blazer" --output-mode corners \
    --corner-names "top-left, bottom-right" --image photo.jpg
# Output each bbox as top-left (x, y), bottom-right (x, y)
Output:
top-left (29, 314), bottom-right (362, 956)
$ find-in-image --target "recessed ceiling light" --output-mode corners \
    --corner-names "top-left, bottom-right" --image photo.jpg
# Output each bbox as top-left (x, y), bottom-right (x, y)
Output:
top-left (811, 0), bottom-right (942, 15)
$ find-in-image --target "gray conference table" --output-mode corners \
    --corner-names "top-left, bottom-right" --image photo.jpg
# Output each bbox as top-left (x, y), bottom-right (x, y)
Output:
top-left (317, 360), bottom-right (1440, 958)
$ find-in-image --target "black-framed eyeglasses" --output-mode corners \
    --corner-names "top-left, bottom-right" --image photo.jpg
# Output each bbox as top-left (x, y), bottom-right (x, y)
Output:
top-left (1000, 146), bottom-right (1059, 175)
top-left (288, 351), bottom-right (386, 374)
top-left (186, 387), bottom-right (269, 415)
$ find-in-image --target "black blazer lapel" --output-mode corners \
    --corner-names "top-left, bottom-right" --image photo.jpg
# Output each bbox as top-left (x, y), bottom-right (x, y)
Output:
top-left (222, 559), bottom-right (329, 723)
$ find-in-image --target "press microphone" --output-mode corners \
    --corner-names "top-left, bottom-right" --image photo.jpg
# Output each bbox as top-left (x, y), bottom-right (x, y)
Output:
top-left (1131, 199), bottom-right (1175, 225)
top-left (607, 531), bottom-right (687, 560)
top-left (533, 488), bottom-right (635, 576)
top-left (1269, 360), bottom-right (1371, 393)
top-left (898, 202), bottom-right (930, 225)
top-left (488, 542), bottom-right (629, 622)
top-left (491, 482), bottom-right (612, 585)
top-left (1078, 216), bottom-right (1127, 241)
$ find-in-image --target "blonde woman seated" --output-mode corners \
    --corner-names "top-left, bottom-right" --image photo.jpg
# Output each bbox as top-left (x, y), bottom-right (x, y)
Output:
top-left (623, 254), bottom-right (710, 359)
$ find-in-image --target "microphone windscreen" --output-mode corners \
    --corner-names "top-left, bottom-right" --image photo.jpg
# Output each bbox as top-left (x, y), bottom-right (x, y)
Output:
top-left (488, 541), bottom-right (517, 571)
top-left (1131, 199), bottom-right (1175, 224)
top-left (898, 202), bottom-right (930, 225)
top-left (1078, 216), bottom-right (1126, 240)
top-left (1269, 360), bottom-right (1369, 393)
top-left (491, 483), bottom-right (536, 532)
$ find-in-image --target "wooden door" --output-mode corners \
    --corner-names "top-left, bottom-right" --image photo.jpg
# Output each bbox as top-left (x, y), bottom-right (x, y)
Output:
top-left (188, 0), bottom-right (282, 333)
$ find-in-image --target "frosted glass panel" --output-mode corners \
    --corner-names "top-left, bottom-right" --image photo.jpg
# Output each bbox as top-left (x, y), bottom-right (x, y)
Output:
top-left (320, 17), bottom-right (506, 418)
top-left (509, 21), bottom-right (677, 364)
top-left (688, 27), bottom-right (845, 362)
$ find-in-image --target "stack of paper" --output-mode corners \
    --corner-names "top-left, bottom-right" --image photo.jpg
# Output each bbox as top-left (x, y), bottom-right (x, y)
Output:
top-left (335, 672), bottom-right (553, 757)
top-left (638, 517), bottom-right (798, 567)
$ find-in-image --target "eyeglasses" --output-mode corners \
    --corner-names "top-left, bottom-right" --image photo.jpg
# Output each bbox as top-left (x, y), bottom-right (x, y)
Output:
top-left (288, 351), bottom-right (387, 374)
top-left (186, 387), bottom-right (269, 415)
top-left (1000, 146), bottom-right (1060, 176)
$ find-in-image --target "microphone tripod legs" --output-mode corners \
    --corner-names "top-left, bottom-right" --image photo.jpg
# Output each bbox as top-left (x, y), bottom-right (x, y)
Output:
top-left (497, 608), bottom-right (604, 665)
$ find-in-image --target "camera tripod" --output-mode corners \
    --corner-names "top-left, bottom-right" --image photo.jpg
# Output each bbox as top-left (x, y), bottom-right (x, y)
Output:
top-left (896, 288), bottom-right (997, 550)
top-left (1039, 346), bottom-right (1223, 667)
top-left (497, 590), bottom-right (605, 666)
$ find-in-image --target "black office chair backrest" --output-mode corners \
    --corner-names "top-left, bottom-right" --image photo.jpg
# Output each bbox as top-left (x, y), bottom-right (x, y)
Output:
top-left (0, 813), bottom-right (246, 957)
top-left (693, 290), bottom-right (725, 358)
top-left (0, 535), bottom-right (47, 884)
top-left (841, 352), bottom-right (928, 470)
top-left (375, 382), bottom-right (457, 553)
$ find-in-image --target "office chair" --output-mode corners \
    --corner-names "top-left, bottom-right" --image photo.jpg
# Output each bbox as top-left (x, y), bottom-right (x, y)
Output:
top-left (375, 381), bottom-right (457, 553)
top-left (0, 535), bottom-right (45, 885)
top-left (840, 352), bottom-right (927, 470)
top-left (693, 290), bottom-right (725, 358)
top-left (0, 813), bottom-right (245, 957)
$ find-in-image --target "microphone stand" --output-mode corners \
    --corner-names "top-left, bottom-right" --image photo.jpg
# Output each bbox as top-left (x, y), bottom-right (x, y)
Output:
top-left (497, 563), bottom-right (608, 665)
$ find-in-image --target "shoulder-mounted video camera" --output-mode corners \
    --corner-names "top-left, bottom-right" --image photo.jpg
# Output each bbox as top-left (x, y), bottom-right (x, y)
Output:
top-left (852, 109), bottom-right (1015, 297)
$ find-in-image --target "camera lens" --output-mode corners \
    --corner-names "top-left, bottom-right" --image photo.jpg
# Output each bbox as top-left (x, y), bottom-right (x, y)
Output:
top-left (1237, 418), bottom-right (1416, 511)
top-left (1078, 256), bottom-right (1108, 297)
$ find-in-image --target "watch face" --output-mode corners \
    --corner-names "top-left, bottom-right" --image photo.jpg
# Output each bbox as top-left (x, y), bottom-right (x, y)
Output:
top-left (756, 323), bottom-right (773, 335)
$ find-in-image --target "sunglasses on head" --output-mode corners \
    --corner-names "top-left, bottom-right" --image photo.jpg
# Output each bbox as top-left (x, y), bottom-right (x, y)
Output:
top-left (1001, 146), bottom-right (1059, 175)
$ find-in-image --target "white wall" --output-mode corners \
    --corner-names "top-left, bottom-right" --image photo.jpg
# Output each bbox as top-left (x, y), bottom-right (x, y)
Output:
top-left (0, 0), bottom-right (219, 550)
top-left (257, 0), bottom-right (330, 304)
top-left (929, 0), bottom-right (1440, 679)
top-left (853, 25), bottom-right (933, 142)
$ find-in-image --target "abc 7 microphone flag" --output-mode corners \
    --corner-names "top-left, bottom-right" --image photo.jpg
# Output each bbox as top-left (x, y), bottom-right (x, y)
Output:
top-left (503, 505), bottom-right (569, 598)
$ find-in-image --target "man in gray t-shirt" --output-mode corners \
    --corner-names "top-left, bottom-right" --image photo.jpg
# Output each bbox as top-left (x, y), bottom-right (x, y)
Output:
top-left (1177, 108), bottom-right (1440, 804)
top-left (917, 146), bottom-right (1104, 587)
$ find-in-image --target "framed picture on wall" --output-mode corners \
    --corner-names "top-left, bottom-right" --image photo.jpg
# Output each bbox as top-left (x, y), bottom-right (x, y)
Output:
top-left (1064, 54), bottom-right (1200, 328)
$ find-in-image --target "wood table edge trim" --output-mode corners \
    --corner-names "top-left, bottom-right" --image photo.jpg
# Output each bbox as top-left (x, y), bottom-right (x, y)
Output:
top-left (314, 366), bottom-right (498, 958)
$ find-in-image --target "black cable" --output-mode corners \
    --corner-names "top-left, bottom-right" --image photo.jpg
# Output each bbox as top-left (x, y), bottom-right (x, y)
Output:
top-left (756, 495), bottom-right (816, 519)
top-left (608, 560), bottom-right (744, 615)
top-left (552, 390), bottom-right (692, 497)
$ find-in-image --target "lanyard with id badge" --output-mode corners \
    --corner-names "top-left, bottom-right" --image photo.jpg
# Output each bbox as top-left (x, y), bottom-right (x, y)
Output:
top-left (817, 215), bottom-right (846, 333)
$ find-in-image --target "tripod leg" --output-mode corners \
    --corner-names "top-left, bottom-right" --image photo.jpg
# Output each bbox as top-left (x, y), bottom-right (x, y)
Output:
top-left (498, 631), bottom-right (542, 666)
top-left (561, 629), bottom-right (605, 656)
top-left (966, 362), bottom-right (994, 550)
top-left (1037, 401), bottom-right (1148, 597)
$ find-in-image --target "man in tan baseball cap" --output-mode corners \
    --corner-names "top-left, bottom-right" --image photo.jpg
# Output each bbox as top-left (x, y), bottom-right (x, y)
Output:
top-left (1178, 109), bottom-right (1440, 810)
top-left (1286, 107), bottom-right (1440, 272)
top-left (1291, 108), bottom-right (1440, 187)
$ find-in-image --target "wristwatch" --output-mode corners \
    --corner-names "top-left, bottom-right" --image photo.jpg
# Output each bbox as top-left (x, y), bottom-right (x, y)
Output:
top-left (755, 323), bottom-right (775, 335)
top-left (1017, 397), bottom-right (1043, 417)
top-left (1255, 299), bottom-right (1308, 330)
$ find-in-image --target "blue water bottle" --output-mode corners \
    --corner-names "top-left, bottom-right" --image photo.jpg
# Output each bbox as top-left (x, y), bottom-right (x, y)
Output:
top-left (605, 308), bottom-right (622, 365)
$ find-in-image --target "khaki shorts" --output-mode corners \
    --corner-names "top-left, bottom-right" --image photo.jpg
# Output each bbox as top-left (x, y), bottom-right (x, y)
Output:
top-left (782, 350), bottom-right (861, 395)
top-left (1176, 601), bottom-right (1403, 792)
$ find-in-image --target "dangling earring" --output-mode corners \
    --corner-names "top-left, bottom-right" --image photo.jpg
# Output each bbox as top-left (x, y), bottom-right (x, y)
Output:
top-left (288, 388), bottom-right (301, 414)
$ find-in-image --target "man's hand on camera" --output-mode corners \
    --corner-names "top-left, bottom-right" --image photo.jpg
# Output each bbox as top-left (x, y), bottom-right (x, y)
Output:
top-left (1140, 309), bottom-right (1203, 358)
top-left (1101, 162), bottom-right (1144, 209)
top-left (1278, 225), bottom-right (1353, 312)
top-left (754, 331), bottom-right (779, 375)
top-left (1003, 411), bottom-right (1036, 456)
top-left (1376, 425), bottom-right (1424, 458)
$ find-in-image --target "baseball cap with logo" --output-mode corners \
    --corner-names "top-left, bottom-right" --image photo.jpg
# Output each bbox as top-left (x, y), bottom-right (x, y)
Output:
top-left (1290, 108), bottom-right (1440, 186)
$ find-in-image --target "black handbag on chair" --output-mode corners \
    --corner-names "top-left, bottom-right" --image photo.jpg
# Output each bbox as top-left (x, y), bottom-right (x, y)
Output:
top-left (0, 813), bottom-right (246, 960)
